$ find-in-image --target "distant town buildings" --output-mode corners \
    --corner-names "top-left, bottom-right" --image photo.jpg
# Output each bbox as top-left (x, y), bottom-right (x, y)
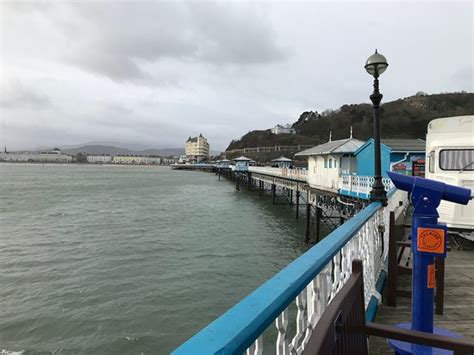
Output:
top-left (0, 148), bottom-right (166, 165)
top-left (185, 134), bottom-right (210, 162)
top-left (87, 155), bottom-right (113, 164)
top-left (0, 148), bottom-right (73, 163)
top-left (112, 155), bottom-right (161, 165)
top-left (271, 124), bottom-right (296, 135)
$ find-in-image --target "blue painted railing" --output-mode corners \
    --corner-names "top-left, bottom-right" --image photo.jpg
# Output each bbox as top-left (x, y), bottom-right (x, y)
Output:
top-left (172, 202), bottom-right (385, 354)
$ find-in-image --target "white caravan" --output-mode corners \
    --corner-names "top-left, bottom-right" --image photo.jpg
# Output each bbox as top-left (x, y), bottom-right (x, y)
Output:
top-left (425, 115), bottom-right (474, 240)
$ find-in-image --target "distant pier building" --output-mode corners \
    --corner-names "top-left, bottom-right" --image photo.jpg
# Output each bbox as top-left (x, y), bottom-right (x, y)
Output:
top-left (271, 156), bottom-right (293, 168)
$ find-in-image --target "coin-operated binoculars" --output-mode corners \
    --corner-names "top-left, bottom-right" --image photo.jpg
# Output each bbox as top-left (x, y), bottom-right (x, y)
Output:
top-left (387, 172), bottom-right (472, 353)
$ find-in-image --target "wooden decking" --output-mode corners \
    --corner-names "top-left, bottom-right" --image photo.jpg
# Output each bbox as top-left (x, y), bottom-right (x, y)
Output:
top-left (370, 240), bottom-right (474, 354)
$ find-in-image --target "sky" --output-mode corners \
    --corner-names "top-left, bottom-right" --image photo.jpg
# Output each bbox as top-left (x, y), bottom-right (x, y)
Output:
top-left (0, 1), bottom-right (472, 152)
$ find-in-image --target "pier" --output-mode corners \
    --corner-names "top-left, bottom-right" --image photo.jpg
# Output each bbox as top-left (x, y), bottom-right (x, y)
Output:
top-left (172, 188), bottom-right (410, 354)
top-left (171, 122), bottom-right (473, 354)
top-left (171, 161), bottom-right (474, 354)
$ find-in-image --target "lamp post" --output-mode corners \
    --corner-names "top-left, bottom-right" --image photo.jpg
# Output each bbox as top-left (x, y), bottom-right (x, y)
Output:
top-left (365, 50), bottom-right (388, 205)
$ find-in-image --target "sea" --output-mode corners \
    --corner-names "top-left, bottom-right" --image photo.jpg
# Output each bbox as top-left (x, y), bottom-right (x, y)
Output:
top-left (0, 164), bottom-right (311, 354)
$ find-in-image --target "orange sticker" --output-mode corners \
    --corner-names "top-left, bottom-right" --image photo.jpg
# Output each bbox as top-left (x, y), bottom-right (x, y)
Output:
top-left (427, 264), bottom-right (435, 289)
top-left (417, 227), bottom-right (445, 254)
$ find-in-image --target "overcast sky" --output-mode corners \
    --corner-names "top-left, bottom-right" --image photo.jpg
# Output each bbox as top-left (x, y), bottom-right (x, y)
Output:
top-left (1, 1), bottom-right (472, 151)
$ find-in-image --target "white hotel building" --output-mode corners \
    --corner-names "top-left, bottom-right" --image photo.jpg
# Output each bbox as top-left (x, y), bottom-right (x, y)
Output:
top-left (185, 134), bottom-right (210, 162)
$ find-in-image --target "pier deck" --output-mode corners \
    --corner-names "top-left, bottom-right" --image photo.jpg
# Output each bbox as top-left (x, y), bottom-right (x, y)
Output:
top-left (370, 246), bottom-right (474, 354)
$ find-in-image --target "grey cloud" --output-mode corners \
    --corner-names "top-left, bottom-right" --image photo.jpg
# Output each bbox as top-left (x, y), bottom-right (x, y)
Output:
top-left (2, 2), bottom-right (472, 152)
top-left (450, 67), bottom-right (473, 91)
top-left (41, 2), bottom-right (285, 82)
top-left (0, 81), bottom-right (52, 109)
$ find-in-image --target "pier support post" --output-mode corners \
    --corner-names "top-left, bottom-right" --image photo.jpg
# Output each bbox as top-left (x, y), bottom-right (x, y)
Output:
top-left (305, 203), bottom-right (311, 243)
top-left (315, 206), bottom-right (321, 243)
top-left (272, 184), bottom-right (276, 204)
top-left (289, 189), bottom-right (293, 205)
top-left (295, 190), bottom-right (300, 219)
top-left (236, 174), bottom-right (240, 191)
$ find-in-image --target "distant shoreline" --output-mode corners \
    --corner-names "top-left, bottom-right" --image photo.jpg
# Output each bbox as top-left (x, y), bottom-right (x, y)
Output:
top-left (0, 161), bottom-right (172, 167)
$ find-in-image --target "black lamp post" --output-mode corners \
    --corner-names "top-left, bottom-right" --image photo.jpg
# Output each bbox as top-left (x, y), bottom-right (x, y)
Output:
top-left (365, 49), bottom-right (388, 205)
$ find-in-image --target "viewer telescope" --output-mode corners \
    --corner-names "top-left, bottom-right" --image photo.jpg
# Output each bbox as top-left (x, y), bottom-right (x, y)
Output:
top-left (387, 172), bottom-right (471, 209)
top-left (386, 171), bottom-right (472, 348)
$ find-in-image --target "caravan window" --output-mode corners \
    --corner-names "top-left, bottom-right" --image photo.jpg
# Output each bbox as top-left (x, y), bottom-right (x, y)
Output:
top-left (439, 149), bottom-right (474, 171)
top-left (428, 150), bottom-right (435, 173)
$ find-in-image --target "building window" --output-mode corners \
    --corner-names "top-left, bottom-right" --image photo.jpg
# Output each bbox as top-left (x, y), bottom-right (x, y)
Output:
top-left (439, 149), bottom-right (474, 171)
top-left (328, 159), bottom-right (332, 168)
top-left (324, 159), bottom-right (327, 168)
top-left (334, 159), bottom-right (337, 168)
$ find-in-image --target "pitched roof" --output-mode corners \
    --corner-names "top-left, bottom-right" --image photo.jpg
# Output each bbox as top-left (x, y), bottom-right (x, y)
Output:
top-left (381, 139), bottom-right (426, 152)
top-left (233, 156), bottom-right (252, 161)
top-left (295, 138), bottom-right (365, 157)
top-left (271, 156), bottom-right (292, 162)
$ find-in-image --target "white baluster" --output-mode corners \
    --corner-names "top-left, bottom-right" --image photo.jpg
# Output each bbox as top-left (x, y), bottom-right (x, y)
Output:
top-left (276, 309), bottom-right (289, 355)
top-left (290, 290), bottom-right (308, 352)
top-left (246, 340), bottom-right (256, 355)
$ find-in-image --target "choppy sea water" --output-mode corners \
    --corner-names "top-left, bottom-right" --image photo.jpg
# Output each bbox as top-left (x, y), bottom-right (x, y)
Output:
top-left (0, 164), bottom-right (309, 354)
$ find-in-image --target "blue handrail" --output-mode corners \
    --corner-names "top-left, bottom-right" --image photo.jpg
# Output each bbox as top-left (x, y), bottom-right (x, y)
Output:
top-left (172, 201), bottom-right (382, 355)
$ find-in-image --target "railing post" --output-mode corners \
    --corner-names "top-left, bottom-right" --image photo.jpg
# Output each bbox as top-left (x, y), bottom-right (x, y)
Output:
top-left (386, 211), bottom-right (397, 307)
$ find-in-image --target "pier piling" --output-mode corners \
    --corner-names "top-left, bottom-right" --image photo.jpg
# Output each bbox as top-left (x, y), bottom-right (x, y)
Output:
top-left (295, 190), bottom-right (300, 219)
top-left (305, 203), bottom-right (311, 243)
top-left (315, 206), bottom-right (322, 243)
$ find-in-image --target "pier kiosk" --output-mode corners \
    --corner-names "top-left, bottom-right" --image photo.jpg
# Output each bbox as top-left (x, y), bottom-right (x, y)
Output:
top-left (387, 172), bottom-right (472, 354)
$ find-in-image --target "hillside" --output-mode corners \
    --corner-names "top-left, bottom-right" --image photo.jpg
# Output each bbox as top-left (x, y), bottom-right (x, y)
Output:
top-left (226, 92), bottom-right (474, 152)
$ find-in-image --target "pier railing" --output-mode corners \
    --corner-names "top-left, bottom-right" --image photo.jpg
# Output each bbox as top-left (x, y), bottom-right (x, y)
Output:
top-left (248, 166), bottom-right (308, 182)
top-left (226, 145), bottom-right (314, 155)
top-left (338, 174), bottom-right (394, 199)
top-left (172, 188), bottom-right (407, 355)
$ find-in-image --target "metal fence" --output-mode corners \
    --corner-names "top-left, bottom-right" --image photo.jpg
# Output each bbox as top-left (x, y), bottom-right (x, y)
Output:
top-left (226, 145), bottom-right (314, 155)
top-left (248, 166), bottom-right (308, 182)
